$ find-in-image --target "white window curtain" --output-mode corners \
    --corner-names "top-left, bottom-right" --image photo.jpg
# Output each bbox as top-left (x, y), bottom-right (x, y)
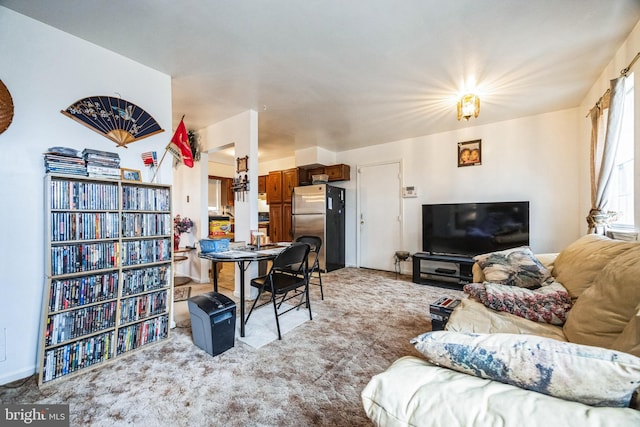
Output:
top-left (587, 76), bottom-right (626, 234)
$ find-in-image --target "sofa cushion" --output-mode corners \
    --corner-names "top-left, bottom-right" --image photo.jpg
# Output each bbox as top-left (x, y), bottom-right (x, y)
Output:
top-left (474, 246), bottom-right (552, 289)
top-left (362, 356), bottom-right (640, 427)
top-left (472, 252), bottom-right (558, 283)
top-left (563, 243), bottom-right (640, 355)
top-left (552, 234), bottom-right (638, 300)
top-left (611, 302), bottom-right (640, 357)
top-left (411, 331), bottom-right (640, 408)
top-left (464, 281), bottom-right (571, 325)
top-left (446, 298), bottom-right (567, 340)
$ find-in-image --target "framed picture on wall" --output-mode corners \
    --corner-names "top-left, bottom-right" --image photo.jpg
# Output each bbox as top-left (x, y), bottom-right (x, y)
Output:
top-left (458, 139), bottom-right (482, 167)
top-left (121, 168), bottom-right (142, 181)
top-left (236, 155), bottom-right (248, 173)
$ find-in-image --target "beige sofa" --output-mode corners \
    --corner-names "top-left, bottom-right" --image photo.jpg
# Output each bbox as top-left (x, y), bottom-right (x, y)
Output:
top-left (362, 234), bottom-right (640, 426)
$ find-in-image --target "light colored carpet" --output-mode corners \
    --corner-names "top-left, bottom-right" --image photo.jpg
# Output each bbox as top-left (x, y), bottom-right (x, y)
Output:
top-left (0, 268), bottom-right (465, 426)
top-left (238, 302), bottom-right (315, 349)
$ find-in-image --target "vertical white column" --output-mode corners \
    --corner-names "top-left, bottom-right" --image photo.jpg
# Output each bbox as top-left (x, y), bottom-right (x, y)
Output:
top-left (233, 110), bottom-right (260, 299)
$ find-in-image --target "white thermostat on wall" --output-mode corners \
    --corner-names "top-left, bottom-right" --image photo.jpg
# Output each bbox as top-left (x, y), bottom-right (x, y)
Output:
top-left (402, 186), bottom-right (418, 198)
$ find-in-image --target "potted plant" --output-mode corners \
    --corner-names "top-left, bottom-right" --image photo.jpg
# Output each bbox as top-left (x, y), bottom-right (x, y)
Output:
top-left (173, 215), bottom-right (194, 250)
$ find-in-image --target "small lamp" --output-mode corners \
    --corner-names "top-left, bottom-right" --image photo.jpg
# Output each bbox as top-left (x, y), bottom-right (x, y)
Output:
top-left (457, 93), bottom-right (480, 121)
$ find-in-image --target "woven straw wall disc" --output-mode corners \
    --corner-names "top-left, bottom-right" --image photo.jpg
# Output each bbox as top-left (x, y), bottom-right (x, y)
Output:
top-left (0, 80), bottom-right (14, 135)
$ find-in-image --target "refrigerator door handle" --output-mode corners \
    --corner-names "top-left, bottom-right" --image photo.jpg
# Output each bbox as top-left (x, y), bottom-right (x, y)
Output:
top-left (292, 191), bottom-right (296, 235)
top-left (292, 188), bottom-right (296, 212)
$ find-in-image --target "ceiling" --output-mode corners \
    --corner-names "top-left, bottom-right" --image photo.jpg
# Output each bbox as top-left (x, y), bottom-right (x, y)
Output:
top-left (2, 1), bottom-right (640, 162)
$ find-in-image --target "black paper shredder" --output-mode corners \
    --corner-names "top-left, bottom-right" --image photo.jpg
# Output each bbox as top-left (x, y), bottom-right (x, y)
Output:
top-left (188, 292), bottom-right (236, 356)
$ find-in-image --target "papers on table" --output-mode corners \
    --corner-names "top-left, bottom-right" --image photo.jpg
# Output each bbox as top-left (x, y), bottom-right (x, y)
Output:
top-left (203, 247), bottom-right (285, 259)
top-left (256, 247), bottom-right (285, 256)
top-left (206, 250), bottom-right (258, 258)
top-left (199, 242), bottom-right (288, 260)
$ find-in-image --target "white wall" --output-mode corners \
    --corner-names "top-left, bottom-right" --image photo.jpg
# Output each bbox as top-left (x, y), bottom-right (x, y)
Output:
top-left (295, 146), bottom-right (335, 167)
top-left (208, 161), bottom-right (235, 178)
top-left (193, 111), bottom-right (260, 292)
top-left (0, 7), bottom-right (173, 385)
top-left (337, 108), bottom-right (581, 267)
top-left (258, 157), bottom-right (296, 175)
top-left (172, 154), bottom-right (205, 281)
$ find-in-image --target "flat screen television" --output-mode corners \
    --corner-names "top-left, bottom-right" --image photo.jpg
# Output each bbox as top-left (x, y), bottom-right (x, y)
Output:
top-left (422, 201), bottom-right (530, 257)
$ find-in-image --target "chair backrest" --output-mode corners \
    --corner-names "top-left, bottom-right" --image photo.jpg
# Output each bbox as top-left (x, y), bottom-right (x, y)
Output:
top-left (272, 242), bottom-right (310, 274)
top-left (295, 235), bottom-right (322, 254)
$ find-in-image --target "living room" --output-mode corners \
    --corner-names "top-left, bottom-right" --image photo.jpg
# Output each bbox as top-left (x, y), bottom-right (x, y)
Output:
top-left (1, 2), bottom-right (640, 425)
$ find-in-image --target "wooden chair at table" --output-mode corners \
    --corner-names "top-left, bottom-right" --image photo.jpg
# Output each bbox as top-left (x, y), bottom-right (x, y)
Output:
top-left (245, 242), bottom-right (311, 340)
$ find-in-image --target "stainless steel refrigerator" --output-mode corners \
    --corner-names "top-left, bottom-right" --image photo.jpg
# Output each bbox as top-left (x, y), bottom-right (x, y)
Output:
top-left (292, 184), bottom-right (345, 272)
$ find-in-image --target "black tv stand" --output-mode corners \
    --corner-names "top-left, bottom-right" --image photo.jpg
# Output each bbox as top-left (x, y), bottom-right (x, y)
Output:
top-left (412, 252), bottom-right (474, 289)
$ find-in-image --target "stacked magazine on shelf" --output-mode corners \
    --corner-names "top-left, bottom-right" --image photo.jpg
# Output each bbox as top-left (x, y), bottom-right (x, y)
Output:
top-left (44, 147), bottom-right (87, 176)
top-left (83, 148), bottom-right (121, 179)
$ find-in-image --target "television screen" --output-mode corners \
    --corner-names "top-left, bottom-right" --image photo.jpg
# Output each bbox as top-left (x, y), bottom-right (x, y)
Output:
top-left (422, 201), bottom-right (530, 257)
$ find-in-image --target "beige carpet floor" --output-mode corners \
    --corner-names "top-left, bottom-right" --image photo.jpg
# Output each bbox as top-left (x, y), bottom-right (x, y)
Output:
top-left (0, 268), bottom-right (465, 427)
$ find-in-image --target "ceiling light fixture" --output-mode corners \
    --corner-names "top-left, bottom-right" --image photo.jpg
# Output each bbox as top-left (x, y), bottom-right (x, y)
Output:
top-left (457, 93), bottom-right (480, 121)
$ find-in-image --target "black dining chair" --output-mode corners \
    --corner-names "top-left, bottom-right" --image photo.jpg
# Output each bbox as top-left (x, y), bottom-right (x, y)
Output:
top-left (245, 242), bottom-right (311, 340)
top-left (294, 235), bottom-right (324, 300)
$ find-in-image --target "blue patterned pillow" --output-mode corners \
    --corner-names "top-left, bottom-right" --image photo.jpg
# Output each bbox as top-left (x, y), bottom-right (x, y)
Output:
top-left (474, 246), bottom-right (552, 288)
top-left (411, 331), bottom-right (640, 408)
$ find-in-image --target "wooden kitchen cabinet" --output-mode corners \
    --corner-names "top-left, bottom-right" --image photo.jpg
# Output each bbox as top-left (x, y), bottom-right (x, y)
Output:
top-left (296, 167), bottom-right (313, 186)
top-left (258, 175), bottom-right (267, 194)
top-left (266, 168), bottom-right (297, 242)
top-left (219, 177), bottom-right (235, 206)
top-left (266, 171), bottom-right (283, 204)
top-left (282, 168), bottom-right (299, 203)
top-left (269, 204), bottom-right (292, 242)
top-left (325, 164), bottom-right (351, 181)
top-left (307, 166), bottom-right (325, 182)
top-left (227, 177), bottom-right (235, 205)
top-left (283, 203), bottom-right (292, 241)
top-left (269, 204), bottom-right (283, 242)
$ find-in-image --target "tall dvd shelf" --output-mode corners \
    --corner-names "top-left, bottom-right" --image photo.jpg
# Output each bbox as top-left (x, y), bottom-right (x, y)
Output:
top-left (39, 174), bottom-right (173, 385)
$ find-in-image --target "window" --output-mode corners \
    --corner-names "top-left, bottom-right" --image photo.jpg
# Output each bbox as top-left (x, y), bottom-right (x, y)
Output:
top-left (608, 74), bottom-right (634, 228)
top-left (208, 178), bottom-right (221, 213)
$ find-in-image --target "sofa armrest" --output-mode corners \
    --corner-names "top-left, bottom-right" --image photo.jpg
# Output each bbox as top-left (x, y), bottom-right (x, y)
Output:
top-left (362, 356), bottom-right (640, 427)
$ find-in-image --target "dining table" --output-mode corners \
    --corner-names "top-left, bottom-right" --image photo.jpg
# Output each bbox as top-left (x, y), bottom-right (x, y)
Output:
top-left (198, 244), bottom-right (287, 337)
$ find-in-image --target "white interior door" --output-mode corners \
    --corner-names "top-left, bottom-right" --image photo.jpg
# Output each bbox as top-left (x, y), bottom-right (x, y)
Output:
top-left (358, 161), bottom-right (402, 271)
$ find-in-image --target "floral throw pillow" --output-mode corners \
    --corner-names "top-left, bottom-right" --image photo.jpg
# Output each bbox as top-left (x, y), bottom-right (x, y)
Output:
top-left (411, 331), bottom-right (640, 408)
top-left (464, 281), bottom-right (571, 325)
top-left (463, 282), bottom-right (487, 302)
top-left (474, 246), bottom-right (552, 289)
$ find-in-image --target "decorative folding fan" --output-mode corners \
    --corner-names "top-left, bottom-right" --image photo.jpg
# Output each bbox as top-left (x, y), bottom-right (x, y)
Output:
top-left (61, 96), bottom-right (164, 147)
top-left (0, 79), bottom-right (14, 135)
